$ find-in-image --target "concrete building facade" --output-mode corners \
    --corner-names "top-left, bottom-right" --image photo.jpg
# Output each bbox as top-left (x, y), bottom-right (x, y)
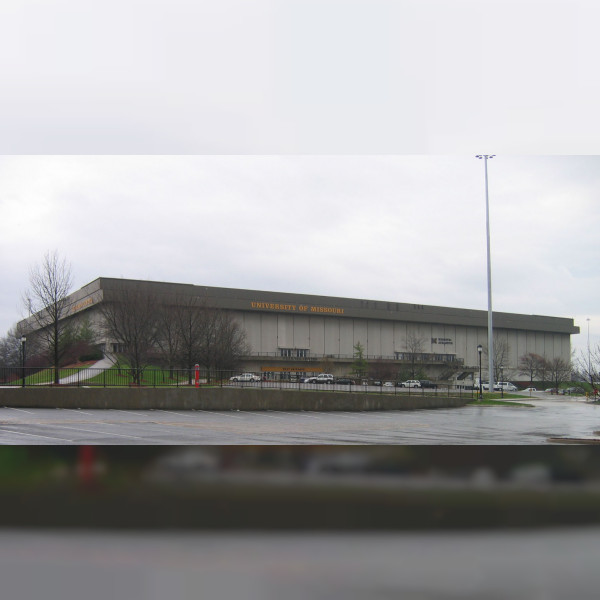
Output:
top-left (20, 277), bottom-right (580, 383)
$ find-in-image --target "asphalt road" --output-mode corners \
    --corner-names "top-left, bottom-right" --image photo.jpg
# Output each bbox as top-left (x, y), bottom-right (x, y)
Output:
top-left (1, 396), bottom-right (598, 444)
top-left (1, 527), bottom-right (599, 600)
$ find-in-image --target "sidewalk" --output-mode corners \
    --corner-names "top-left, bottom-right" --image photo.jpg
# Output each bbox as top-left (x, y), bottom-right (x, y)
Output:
top-left (57, 356), bottom-right (114, 385)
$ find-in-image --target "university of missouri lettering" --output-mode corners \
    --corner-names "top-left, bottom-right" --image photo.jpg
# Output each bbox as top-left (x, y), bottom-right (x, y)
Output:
top-left (250, 301), bottom-right (344, 314)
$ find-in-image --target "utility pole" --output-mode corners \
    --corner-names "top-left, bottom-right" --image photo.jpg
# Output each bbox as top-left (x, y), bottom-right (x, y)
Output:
top-left (476, 155), bottom-right (495, 394)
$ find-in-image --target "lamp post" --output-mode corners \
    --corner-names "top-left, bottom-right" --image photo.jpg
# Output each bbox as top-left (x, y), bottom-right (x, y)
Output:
top-left (476, 154), bottom-right (495, 398)
top-left (500, 366), bottom-right (504, 398)
top-left (477, 344), bottom-right (483, 400)
top-left (587, 318), bottom-right (592, 388)
top-left (20, 336), bottom-right (26, 388)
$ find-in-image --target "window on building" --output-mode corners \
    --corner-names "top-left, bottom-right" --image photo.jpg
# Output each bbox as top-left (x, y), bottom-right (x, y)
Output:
top-left (280, 348), bottom-right (310, 358)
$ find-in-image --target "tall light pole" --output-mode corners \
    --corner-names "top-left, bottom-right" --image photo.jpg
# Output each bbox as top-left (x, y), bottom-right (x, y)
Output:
top-left (476, 154), bottom-right (495, 396)
top-left (587, 318), bottom-right (592, 387)
top-left (477, 344), bottom-right (483, 400)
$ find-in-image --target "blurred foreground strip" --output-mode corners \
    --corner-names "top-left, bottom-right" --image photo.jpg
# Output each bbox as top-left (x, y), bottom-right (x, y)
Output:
top-left (2, 446), bottom-right (600, 530)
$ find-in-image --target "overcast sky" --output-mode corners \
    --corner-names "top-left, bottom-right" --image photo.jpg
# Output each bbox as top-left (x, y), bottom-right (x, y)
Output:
top-left (1, 0), bottom-right (599, 358)
top-left (1, 155), bottom-right (598, 355)
top-left (1, 0), bottom-right (599, 155)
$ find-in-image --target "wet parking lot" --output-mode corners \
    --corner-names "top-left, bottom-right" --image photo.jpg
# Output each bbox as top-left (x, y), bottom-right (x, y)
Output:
top-left (1, 395), bottom-right (598, 444)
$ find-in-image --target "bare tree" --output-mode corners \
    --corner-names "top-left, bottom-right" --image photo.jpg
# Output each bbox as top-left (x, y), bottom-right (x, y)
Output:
top-left (575, 345), bottom-right (600, 389)
top-left (22, 251), bottom-right (73, 384)
top-left (319, 356), bottom-right (335, 377)
top-left (174, 295), bottom-right (206, 383)
top-left (536, 355), bottom-right (550, 388)
top-left (100, 287), bottom-right (160, 385)
top-left (519, 352), bottom-right (545, 387)
top-left (155, 304), bottom-right (182, 380)
top-left (547, 356), bottom-right (572, 393)
top-left (211, 311), bottom-right (249, 373)
top-left (369, 359), bottom-right (395, 383)
top-left (483, 337), bottom-right (510, 382)
top-left (404, 332), bottom-right (425, 378)
top-left (0, 327), bottom-right (23, 383)
top-left (197, 309), bottom-right (248, 378)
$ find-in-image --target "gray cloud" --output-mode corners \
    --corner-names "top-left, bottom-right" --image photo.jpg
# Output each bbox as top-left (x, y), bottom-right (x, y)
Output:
top-left (1, 155), bottom-right (598, 355)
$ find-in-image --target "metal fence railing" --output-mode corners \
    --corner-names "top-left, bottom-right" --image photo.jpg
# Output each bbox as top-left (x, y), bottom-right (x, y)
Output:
top-left (0, 366), bottom-right (479, 398)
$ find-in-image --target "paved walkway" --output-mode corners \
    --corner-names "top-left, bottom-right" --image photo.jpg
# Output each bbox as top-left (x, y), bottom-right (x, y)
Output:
top-left (57, 357), bottom-right (114, 385)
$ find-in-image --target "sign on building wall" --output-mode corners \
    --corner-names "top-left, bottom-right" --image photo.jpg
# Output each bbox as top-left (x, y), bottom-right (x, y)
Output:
top-left (70, 297), bottom-right (94, 314)
top-left (250, 301), bottom-right (344, 314)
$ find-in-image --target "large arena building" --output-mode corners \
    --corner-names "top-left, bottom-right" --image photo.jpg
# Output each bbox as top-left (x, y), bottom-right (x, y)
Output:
top-left (23, 277), bottom-right (580, 384)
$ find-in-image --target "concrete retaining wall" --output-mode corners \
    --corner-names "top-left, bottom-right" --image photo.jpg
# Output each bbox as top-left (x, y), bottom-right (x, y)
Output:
top-left (0, 387), bottom-right (471, 411)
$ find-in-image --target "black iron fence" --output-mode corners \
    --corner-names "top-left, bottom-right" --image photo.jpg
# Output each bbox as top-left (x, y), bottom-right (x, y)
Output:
top-left (0, 366), bottom-right (479, 398)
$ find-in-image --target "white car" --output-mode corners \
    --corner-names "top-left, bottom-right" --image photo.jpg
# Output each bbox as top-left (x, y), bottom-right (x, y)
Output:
top-left (496, 381), bottom-right (518, 392)
top-left (230, 373), bottom-right (261, 382)
top-left (523, 387), bottom-right (537, 393)
top-left (401, 380), bottom-right (421, 388)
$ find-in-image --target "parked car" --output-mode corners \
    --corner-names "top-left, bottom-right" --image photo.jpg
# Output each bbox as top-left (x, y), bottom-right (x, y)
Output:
top-left (315, 373), bottom-right (335, 384)
top-left (401, 380), bottom-right (421, 388)
top-left (229, 373), bottom-right (260, 382)
top-left (335, 378), bottom-right (355, 385)
top-left (458, 384), bottom-right (477, 391)
top-left (481, 382), bottom-right (510, 391)
top-left (383, 381), bottom-right (394, 387)
top-left (561, 387), bottom-right (585, 395)
top-left (496, 381), bottom-right (518, 392)
top-left (523, 387), bottom-right (537, 392)
top-left (419, 380), bottom-right (438, 389)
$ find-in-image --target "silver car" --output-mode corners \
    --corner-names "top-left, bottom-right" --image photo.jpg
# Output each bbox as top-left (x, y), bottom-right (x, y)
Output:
top-left (230, 373), bottom-right (260, 382)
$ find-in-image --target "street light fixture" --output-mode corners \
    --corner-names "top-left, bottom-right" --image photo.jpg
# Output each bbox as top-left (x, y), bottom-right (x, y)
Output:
top-left (477, 344), bottom-right (483, 400)
top-left (20, 336), bottom-right (26, 388)
top-left (476, 154), bottom-right (495, 399)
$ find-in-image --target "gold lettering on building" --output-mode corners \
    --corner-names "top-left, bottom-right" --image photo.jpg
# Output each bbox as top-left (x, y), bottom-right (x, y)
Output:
top-left (250, 301), bottom-right (344, 315)
top-left (250, 302), bottom-right (297, 311)
top-left (71, 297), bottom-right (93, 313)
top-left (309, 306), bottom-right (344, 314)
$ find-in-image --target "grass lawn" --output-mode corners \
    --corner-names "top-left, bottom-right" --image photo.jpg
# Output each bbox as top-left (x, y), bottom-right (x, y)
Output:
top-left (84, 365), bottom-right (191, 387)
top-left (468, 399), bottom-right (535, 407)
top-left (467, 392), bottom-right (534, 407)
top-left (15, 362), bottom-right (96, 386)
